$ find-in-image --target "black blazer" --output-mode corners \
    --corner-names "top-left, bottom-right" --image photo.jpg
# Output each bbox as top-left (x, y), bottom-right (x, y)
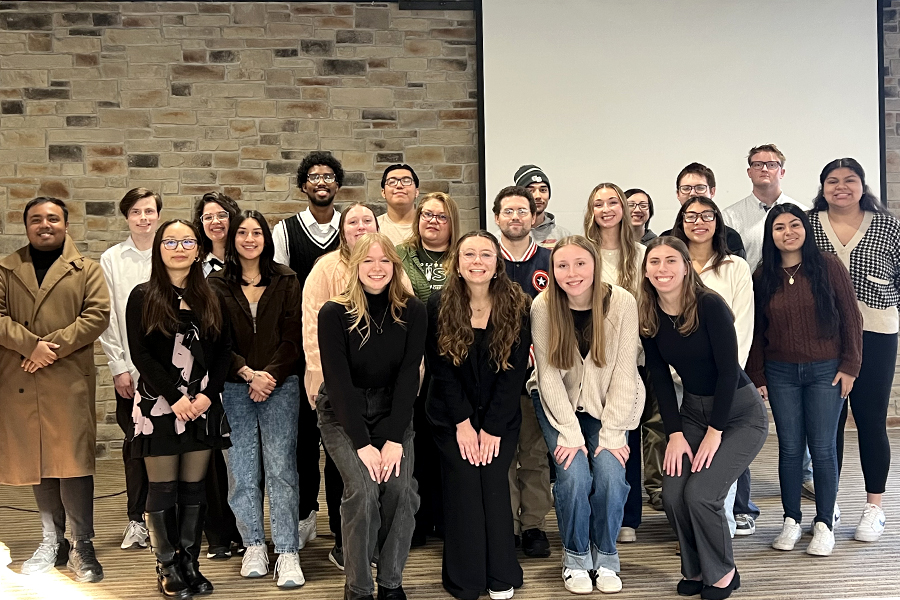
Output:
top-left (424, 289), bottom-right (531, 436)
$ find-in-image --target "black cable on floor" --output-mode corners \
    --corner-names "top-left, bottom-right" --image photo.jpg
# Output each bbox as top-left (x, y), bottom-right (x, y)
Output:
top-left (0, 490), bottom-right (127, 513)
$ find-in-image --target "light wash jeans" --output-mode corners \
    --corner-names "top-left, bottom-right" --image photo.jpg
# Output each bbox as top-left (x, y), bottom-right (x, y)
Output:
top-left (531, 390), bottom-right (629, 572)
top-left (222, 376), bottom-right (300, 553)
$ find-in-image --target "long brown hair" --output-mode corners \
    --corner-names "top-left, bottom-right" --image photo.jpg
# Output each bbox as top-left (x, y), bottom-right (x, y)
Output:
top-left (143, 219), bottom-right (222, 338)
top-left (638, 236), bottom-right (709, 337)
top-left (333, 232), bottom-right (412, 347)
top-left (338, 202), bottom-right (380, 262)
top-left (437, 230), bottom-right (531, 370)
top-left (545, 236), bottom-right (610, 369)
top-left (404, 191), bottom-right (460, 250)
top-left (583, 183), bottom-right (641, 295)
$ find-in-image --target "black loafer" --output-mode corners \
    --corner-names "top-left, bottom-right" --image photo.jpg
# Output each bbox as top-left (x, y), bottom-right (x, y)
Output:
top-left (700, 570), bottom-right (740, 600)
top-left (677, 578), bottom-right (704, 596)
top-left (377, 585), bottom-right (407, 600)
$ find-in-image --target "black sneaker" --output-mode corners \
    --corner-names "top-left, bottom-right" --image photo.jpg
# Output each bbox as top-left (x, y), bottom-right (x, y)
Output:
top-left (68, 540), bottom-right (104, 583)
top-left (206, 545), bottom-right (231, 560)
top-left (377, 584), bottom-right (407, 600)
top-left (521, 528), bottom-right (551, 558)
top-left (328, 544), bottom-right (344, 571)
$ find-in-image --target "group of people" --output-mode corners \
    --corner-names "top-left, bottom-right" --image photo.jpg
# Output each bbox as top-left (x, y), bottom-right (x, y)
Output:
top-left (0, 145), bottom-right (896, 600)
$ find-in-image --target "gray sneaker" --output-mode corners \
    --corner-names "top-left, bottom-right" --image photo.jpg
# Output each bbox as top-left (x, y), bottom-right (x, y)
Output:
top-left (120, 520), bottom-right (149, 550)
top-left (22, 538), bottom-right (70, 575)
top-left (297, 510), bottom-right (317, 550)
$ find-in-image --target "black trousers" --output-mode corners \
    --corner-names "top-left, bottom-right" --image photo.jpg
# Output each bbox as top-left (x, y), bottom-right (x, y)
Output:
top-left (204, 449), bottom-right (242, 549)
top-left (298, 401), bottom-right (343, 538)
top-left (434, 425), bottom-right (522, 600)
top-left (115, 390), bottom-right (149, 523)
top-left (413, 370), bottom-right (444, 539)
top-left (33, 476), bottom-right (94, 542)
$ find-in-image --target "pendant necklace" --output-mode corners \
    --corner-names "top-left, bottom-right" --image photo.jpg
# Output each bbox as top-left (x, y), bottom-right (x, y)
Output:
top-left (370, 307), bottom-right (390, 335)
top-left (783, 263), bottom-right (802, 285)
top-left (667, 313), bottom-right (679, 328)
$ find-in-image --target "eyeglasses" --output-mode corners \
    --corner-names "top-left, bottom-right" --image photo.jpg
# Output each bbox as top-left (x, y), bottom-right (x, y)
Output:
top-left (683, 211), bottom-right (716, 223)
top-left (749, 161), bottom-right (782, 171)
top-left (161, 238), bottom-right (198, 251)
top-left (460, 250), bottom-right (497, 262)
top-left (385, 176), bottom-right (415, 188)
top-left (421, 210), bottom-right (449, 224)
top-left (307, 173), bottom-right (336, 184)
top-left (627, 202), bottom-right (649, 211)
top-left (678, 184), bottom-right (709, 195)
top-left (500, 208), bottom-right (531, 218)
top-left (200, 211), bottom-right (229, 224)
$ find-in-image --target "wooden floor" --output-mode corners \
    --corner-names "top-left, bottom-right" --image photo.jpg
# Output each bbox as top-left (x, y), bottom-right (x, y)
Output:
top-left (2, 433), bottom-right (900, 600)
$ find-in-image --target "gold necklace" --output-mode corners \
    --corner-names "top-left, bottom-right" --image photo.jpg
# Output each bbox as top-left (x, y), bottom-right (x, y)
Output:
top-left (243, 272), bottom-right (261, 286)
top-left (782, 263), bottom-right (802, 285)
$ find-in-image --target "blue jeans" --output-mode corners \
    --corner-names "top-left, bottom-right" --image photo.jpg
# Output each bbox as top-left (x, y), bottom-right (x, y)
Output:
top-left (223, 376), bottom-right (300, 553)
top-left (531, 390), bottom-right (629, 572)
top-left (765, 360), bottom-right (843, 528)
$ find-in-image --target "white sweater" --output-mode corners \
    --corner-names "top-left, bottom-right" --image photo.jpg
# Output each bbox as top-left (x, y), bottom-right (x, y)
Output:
top-left (696, 254), bottom-right (754, 368)
top-left (529, 285), bottom-right (645, 450)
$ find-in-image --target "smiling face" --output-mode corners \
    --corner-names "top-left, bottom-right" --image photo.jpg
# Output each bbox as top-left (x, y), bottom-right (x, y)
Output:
top-left (553, 244), bottom-right (595, 305)
top-left (358, 241), bottom-right (393, 294)
top-left (419, 198), bottom-right (451, 250)
top-left (628, 192), bottom-right (651, 227)
top-left (771, 212), bottom-right (806, 254)
top-left (201, 201), bottom-right (229, 244)
top-left (302, 164), bottom-right (339, 207)
top-left (457, 236), bottom-right (498, 286)
top-left (822, 167), bottom-right (863, 211)
top-left (26, 201), bottom-right (67, 251)
top-left (342, 205), bottom-right (378, 252)
top-left (235, 218), bottom-right (264, 262)
top-left (592, 187), bottom-right (624, 229)
top-left (160, 222), bottom-right (199, 272)
top-left (494, 195), bottom-right (534, 243)
top-left (526, 182), bottom-right (550, 216)
top-left (682, 201), bottom-right (717, 245)
top-left (645, 244), bottom-right (688, 295)
top-left (381, 168), bottom-right (419, 213)
top-left (126, 196), bottom-right (160, 238)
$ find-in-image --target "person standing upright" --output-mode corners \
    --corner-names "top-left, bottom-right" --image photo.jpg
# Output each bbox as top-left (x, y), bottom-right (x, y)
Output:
top-left (514, 165), bottom-right (571, 249)
top-left (378, 164), bottom-right (420, 246)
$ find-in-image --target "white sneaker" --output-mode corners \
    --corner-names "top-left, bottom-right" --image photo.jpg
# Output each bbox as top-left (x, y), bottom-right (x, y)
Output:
top-left (297, 510), bottom-right (317, 550)
top-left (563, 568), bottom-right (593, 594)
top-left (807, 522), bottom-right (835, 556)
top-left (594, 566), bottom-right (622, 593)
top-left (488, 587), bottom-right (514, 599)
top-left (772, 517), bottom-right (802, 551)
top-left (120, 520), bottom-right (149, 550)
top-left (854, 503), bottom-right (886, 542)
top-left (274, 552), bottom-right (304, 588)
top-left (616, 527), bottom-right (636, 543)
top-left (240, 544), bottom-right (269, 578)
top-left (809, 502), bottom-right (841, 533)
top-left (21, 539), bottom-right (68, 575)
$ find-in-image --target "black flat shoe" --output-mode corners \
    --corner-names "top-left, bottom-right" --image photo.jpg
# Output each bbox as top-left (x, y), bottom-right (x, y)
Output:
top-left (700, 570), bottom-right (740, 600)
top-left (677, 579), bottom-right (704, 596)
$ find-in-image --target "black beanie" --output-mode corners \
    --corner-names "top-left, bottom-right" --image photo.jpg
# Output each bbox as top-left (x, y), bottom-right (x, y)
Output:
top-left (514, 164), bottom-right (551, 196)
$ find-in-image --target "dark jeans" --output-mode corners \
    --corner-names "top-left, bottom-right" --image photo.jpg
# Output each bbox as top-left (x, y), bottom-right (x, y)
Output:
top-left (318, 388), bottom-right (418, 596)
top-left (412, 370), bottom-right (444, 539)
top-left (298, 399), bottom-right (344, 538)
top-left (733, 468), bottom-right (759, 519)
top-left (116, 390), bottom-right (149, 523)
top-left (766, 359), bottom-right (842, 528)
top-left (33, 476), bottom-right (95, 542)
top-left (836, 330), bottom-right (897, 495)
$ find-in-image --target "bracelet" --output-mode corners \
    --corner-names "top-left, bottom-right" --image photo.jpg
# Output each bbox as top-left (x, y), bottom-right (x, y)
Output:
top-left (244, 370), bottom-right (256, 385)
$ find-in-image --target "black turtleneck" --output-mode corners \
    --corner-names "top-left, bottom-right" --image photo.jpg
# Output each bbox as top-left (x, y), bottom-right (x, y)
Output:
top-left (318, 289), bottom-right (427, 449)
top-left (29, 244), bottom-right (64, 287)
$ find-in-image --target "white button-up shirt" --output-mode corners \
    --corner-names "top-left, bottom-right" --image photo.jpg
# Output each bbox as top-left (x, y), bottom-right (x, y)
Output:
top-left (273, 208), bottom-right (341, 266)
top-left (722, 192), bottom-right (808, 272)
top-left (98, 236), bottom-right (152, 380)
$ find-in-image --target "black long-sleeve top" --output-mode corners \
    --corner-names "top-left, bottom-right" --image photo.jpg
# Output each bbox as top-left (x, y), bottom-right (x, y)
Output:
top-left (424, 289), bottom-right (531, 436)
top-left (318, 290), bottom-right (426, 450)
top-left (640, 291), bottom-right (751, 435)
top-left (126, 283), bottom-right (232, 405)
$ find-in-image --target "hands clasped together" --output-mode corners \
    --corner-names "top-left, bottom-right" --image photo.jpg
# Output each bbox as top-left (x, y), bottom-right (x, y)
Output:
top-left (357, 441), bottom-right (405, 483)
top-left (22, 340), bottom-right (60, 373)
top-left (455, 419), bottom-right (504, 466)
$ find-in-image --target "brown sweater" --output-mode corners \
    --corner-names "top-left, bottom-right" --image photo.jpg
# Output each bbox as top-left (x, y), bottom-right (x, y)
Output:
top-left (747, 253), bottom-right (862, 387)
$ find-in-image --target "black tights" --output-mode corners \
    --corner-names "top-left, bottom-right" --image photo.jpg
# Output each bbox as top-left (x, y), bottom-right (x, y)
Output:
top-left (144, 450), bottom-right (211, 512)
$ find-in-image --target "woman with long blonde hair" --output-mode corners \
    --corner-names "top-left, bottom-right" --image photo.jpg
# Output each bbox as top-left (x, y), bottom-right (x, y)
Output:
top-left (425, 231), bottom-right (531, 600)
top-left (316, 232), bottom-right (427, 600)
top-left (639, 237), bottom-right (767, 599)
top-left (583, 183), bottom-right (645, 296)
top-left (529, 236), bottom-right (643, 594)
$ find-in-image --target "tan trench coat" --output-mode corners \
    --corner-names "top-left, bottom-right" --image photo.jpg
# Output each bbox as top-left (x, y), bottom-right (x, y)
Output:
top-left (0, 236), bottom-right (110, 485)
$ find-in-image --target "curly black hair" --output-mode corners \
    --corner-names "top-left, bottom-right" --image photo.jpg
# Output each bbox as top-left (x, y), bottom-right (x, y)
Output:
top-left (297, 151), bottom-right (344, 189)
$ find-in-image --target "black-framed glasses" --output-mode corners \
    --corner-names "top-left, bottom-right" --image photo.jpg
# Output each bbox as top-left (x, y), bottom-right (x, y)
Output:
top-left (161, 238), bottom-right (198, 251)
top-left (307, 173), bottom-right (336, 184)
top-left (678, 184), bottom-right (709, 195)
top-left (200, 211), bottom-right (229, 224)
top-left (385, 176), bottom-right (415, 188)
top-left (749, 161), bottom-right (782, 171)
top-left (683, 211), bottom-right (716, 223)
top-left (500, 208), bottom-right (531, 218)
top-left (421, 210), bottom-right (448, 224)
top-left (627, 202), bottom-right (649, 211)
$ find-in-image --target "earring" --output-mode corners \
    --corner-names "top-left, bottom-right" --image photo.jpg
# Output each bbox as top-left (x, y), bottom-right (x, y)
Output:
top-left (492, 272), bottom-right (497, 279)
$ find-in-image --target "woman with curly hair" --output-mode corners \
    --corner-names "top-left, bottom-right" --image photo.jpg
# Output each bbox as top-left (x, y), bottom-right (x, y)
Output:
top-left (425, 231), bottom-right (532, 600)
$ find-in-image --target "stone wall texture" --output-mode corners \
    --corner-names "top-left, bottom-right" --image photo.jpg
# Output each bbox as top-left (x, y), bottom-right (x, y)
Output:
top-left (0, 2), bottom-right (895, 458)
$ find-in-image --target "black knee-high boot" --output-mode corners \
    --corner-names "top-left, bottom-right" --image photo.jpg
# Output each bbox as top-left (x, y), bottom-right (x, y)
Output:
top-left (178, 504), bottom-right (213, 595)
top-left (145, 509), bottom-right (192, 599)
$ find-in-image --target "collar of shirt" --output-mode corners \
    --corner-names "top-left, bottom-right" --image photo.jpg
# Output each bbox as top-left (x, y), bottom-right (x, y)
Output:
top-left (300, 207), bottom-right (340, 236)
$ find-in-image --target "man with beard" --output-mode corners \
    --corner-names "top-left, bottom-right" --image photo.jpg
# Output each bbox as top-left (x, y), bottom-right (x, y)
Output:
top-left (272, 151), bottom-right (345, 566)
top-left (514, 165), bottom-right (570, 249)
top-left (377, 163), bottom-right (420, 245)
top-left (493, 186), bottom-right (553, 558)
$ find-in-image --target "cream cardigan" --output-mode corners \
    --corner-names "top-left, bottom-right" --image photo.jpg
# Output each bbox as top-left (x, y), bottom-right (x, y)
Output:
top-left (528, 285), bottom-right (644, 449)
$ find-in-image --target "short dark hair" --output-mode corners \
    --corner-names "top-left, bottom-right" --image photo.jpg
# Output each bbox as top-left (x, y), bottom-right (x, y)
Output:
top-left (624, 188), bottom-right (654, 225)
top-left (492, 186), bottom-right (535, 216)
top-left (119, 187), bottom-right (162, 218)
top-left (24, 197), bottom-right (68, 225)
top-left (297, 151), bottom-right (344, 189)
top-left (381, 164), bottom-right (420, 188)
top-left (812, 157), bottom-right (885, 213)
top-left (192, 192), bottom-right (241, 254)
top-left (676, 162), bottom-right (716, 190)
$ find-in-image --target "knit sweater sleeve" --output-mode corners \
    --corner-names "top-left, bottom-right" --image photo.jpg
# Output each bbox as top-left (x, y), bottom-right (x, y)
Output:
top-left (531, 293), bottom-right (584, 448)
top-left (827, 254), bottom-right (863, 378)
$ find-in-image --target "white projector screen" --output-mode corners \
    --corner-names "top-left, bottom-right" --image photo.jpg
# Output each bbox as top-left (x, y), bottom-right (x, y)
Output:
top-left (480, 0), bottom-right (882, 237)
